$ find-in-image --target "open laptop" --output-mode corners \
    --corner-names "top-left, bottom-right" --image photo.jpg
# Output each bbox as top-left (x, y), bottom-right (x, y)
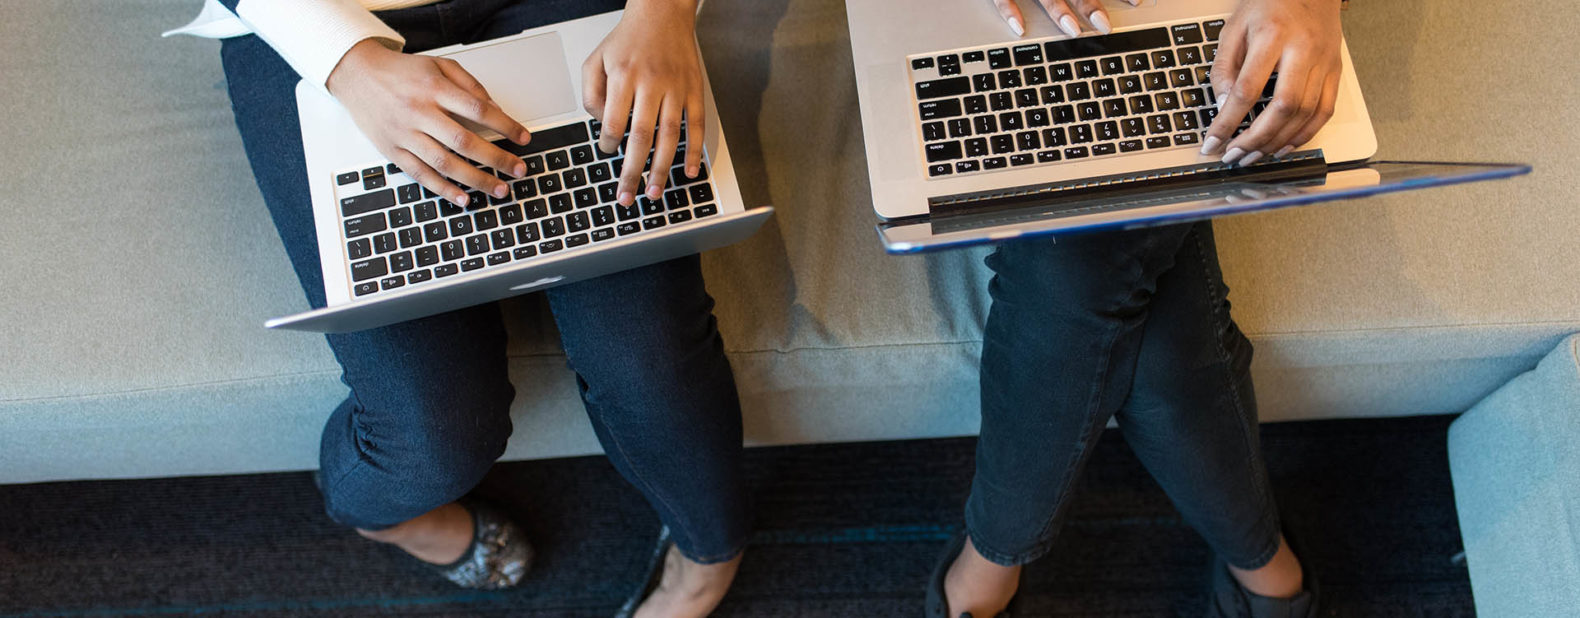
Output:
top-left (267, 10), bottom-right (773, 332)
top-left (845, 0), bottom-right (1529, 253)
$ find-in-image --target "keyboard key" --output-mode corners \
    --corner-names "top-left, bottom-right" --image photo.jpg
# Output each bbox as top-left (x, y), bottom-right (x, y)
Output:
top-left (574, 187), bottom-right (598, 209)
top-left (389, 251), bottom-right (413, 273)
top-left (396, 183), bottom-right (421, 204)
top-left (545, 150), bottom-right (571, 171)
top-left (1146, 136), bottom-right (1172, 149)
top-left (1000, 110), bottom-right (1024, 131)
top-left (1100, 56), bottom-right (1125, 75)
top-left (1049, 63), bottom-right (1074, 82)
top-left (571, 145), bottom-right (595, 166)
top-left (540, 239), bottom-right (565, 253)
top-left (1041, 127), bottom-right (1067, 147)
top-left (380, 276), bottom-right (404, 290)
top-left (617, 203), bottom-right (641, 221)
top-left (593, 206), bottom-right (617, 227)
top-left (1173, 133), bottom-right (1200, 146)
top-left (991, 134), bottom-right (1015, 154)
top-left (948, 118), bottom-right (972, 137)
top-left (664, 189), bottom-right (690, 211)
top-left (1063, 146), bottom-right (1090, 159)
top-left (1103, 98), bottom-right (1128, 118)
top-left (347, 238), bottom-right (371, 259)
top-left (1010, 153), bottom-right (1035, 166)
top-left (1015, 89), bottom-right (1039, 108)
top-left (438, 199), bottom-right (464, 216)
top-left (498, 203), bottom-right (523, 225)
top-left (1182, 88), bottom-right (1208, 108)
top-left (987, 48), bottom-right (1012, 69)
top-left (618, 222), bottom-right (642, 236)
top-left (414, 201), bottom-right (438, 222)
top-left (1150, 49), bottom-right (1176, 69)
top-left (916, 77), bottom-right (971, 100)
top-left (1173, 111), bottom-right (1200, 131)
top-left (1156, 91), bottom-right (1180, 111)
top-left (1119, 139), bottom-right (1144, 152)
top-left (1026, 108), bottom-right (1050, 127)
top-left (563, 167), bottom-right (587, 189)
top-left (919, 99), bottom-right (963, 120)
top-left (1036, 149), bottom-right (1062, 163)
top-left (1012, 43), bottom-right (1043, 65)
top-left (542, 218), bottom-right (565, 238)
top-left (487, 251), bottom-right (511, 266)
top-left (640, 196), bottom-right (665, 215)
top-left (516, 222), bottom-right (540, 243)
top-left (354, 281), bottom-right (378, 296)
top-left (550, 193), bottom-right (573, 214)
top-left (1077, 102), bottom-right (1101, 121)
top-left (1066, 82), bottom-right (1091, 100)
top-left (964, 95), bottom-right (988, 114)
top-left (440, 239), bottom-right (464, 261)
top-left (983, 157), bottom-right (1007, 169)
top-left (1122, 117), bottom-right (1146, 137)
top-left (592, 228), bottom-right (616, 242)
top-left (1169, 68), bottom-right (1194, 88)
top-left (973, 115), bottom-right (998, 135)
top-left (343, 212), bottom-right (386, 238)
top-left (912, 57), bottom-right (935, 70)
top-left (1171, 23), bottom-right (1204, 45)
top-left (461, 257), bottom-right (484, 272)
top-left (1119, 75), bottom-right (1143, 95)
top-left (926, 141), bottom-right (963, 162)
top-left (373, 232), bottom-right (396, 254)
top-left (1147, 114), bottom-right (1174, 134)
top-left (1203, 19), bottom-right (1225, 41)
top-left (1144, 72), bottom-right (1169, 91)
top-left (1023, 66), bottom-right (1048, 85)
top-left (448, 216), bottom-right (473, 237)
top-left (340, 189), bottom-right (395, 218)
top-left (423, 221), bottom-right (448, 243)
top-left (1040, 86), bottom-right (1065, 105)
top-left (1051, 105), bottom-right (1076, 124)
top-left (398, 226), bottom-right (422, 248)
top-left (1016, 131), bottom-right (1041, 150)
top-left (923, 121), bottom-right (946, 141)
top-left (567, 211), bottom-right (591, 233)
top-left (1075, 60), bottom-right (1099, 79)
top-left (350, 257), bottom-right (387, 282)
top-left (938, 53), bottom-right (960, 72)
top-left (1093, 78), bottom-right (1116, 98)
top-left (1178, 46), bottom-right (1203, 65)
top-left (966, 137), bottom-right (989, 157)
top-left (434, 263), bottom-right (459, 278)
top-left (362, 173), bottom-right (386, 191)
top-left (688, 184), bottom-right (714, 204)
top-left (1095, 121), bottom-right (1119, 141)
top-left (963, 51), bottom-right (985, 63)
top-left (513, 246), bottom-right (539, 260)
top-left (466, 234), bottom-right (490, 256)
top-left (955, 160), bottom-right (980, 173)
top-left (491, 229), bottom-right (515, 250)
top-left (1129, 95), bottom-right (1155, 114)
top-left (1203, 44), bottom-right (1218, 63)
top-left (415, 245), bottom-right (439, 267)
top-left (407, 269), bottom-right (432, 284)
top-left (465, 191), bottom-right (487, 210)
top-left (336, 171), bottom-right (359, 186)
top-left (642, 216), bottom-right (666, 230)
top-left (989, 92), bottom-right (1013, 110)
top-left (522, 198), bottom-right (548, 220)
top-left (1092, 143), bottom-right (1117, 156)
top-left (1069, 124), bottom-right (1093, 144)
top-left (537, 173), bottom-right (562, 195)
top-left (1125, 53), bottom-right (1150, 72)
top-left (997, 69), bottom-right (1022, 88)
top-left (668, 210), bottom-right (693, 224)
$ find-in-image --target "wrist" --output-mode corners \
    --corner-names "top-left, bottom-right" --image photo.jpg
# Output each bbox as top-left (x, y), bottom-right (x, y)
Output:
top-left (327, 38), bottom-right (394, 97)
top-left (623, 0), bottom-right (700, 22)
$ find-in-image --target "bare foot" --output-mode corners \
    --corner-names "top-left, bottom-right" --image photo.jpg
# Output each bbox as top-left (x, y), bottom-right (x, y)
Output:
top-left (944, 537), bottom-right (1021, 617)
top-left (357, 502), bottom-right (474, 565)
top-left (1228, 535), bottom-right (1304, 598)
top-left (632, 546), bottom-right (742, 618)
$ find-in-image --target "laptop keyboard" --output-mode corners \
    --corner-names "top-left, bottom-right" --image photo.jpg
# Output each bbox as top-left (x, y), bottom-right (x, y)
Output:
top-left (909, 18), bottom-right (1274, 178)
top-left (333, 118), bottom-right (719, 298)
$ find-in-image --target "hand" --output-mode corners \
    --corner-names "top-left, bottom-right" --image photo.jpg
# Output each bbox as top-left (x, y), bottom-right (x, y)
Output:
top-left (581, 0), bottom-right (706, 207)
top-left (1202, 0), bottom-right (1343, 166)
top-left (327, 39), bottom-right (530, 207)
top-left (987, 0), bottom-right (1139, 38)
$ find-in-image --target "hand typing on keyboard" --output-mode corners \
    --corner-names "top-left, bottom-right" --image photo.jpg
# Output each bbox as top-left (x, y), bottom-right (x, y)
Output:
top-left (327, 39), bottom-right (532, 207)
top-left (581, 0), bottom-right (708, 207)
top-left (1201, 0), bottom-right (1342, 166)
top-left (985, 0), bottom-right (1141, 38)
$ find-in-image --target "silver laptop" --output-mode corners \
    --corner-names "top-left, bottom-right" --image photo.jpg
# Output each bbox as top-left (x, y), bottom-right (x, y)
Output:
top-left (268, 10), bottom-right (773, 332)
top-left (846, 0), bottom-right (1528, 252)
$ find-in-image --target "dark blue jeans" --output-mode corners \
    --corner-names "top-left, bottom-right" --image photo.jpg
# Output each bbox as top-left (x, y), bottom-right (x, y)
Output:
top-left (967, 222), bottom-right (1282, 570)
top-left (218, 0), bottom-right (748, 563)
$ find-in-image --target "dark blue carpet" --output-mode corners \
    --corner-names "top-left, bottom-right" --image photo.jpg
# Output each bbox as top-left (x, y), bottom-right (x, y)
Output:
top-left (0, 415), bottom-right (1472, 617)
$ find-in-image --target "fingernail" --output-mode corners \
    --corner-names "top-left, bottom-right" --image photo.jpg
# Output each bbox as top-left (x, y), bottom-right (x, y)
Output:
top-left (1008, 16), bottom-right (1025, 37)
top-left (454, 193), bottom-right (469, 207)
top-left (1127, 0), bottom-right (1140, 5)
top-left (1058, 15), bottom-right (1080, 37)
top-left (1089, 11), bottom-right (1112, 34)
top-left (1275, 145), bottom-right (1294, 158)
top-left (1221, 147), bottom-right (1244, 166)
top-left (1201, 136), bottom-right (1222, 155)
top-left (619, 190), bottom-right (633, 205)
top-left (513, 163), bottom-right (526, 177)
top-left (687, 165), bottom-right (699, 178)
top-left (1240, 151), bottom-right (1264, 166)
top-left (493, 184), bottom-right (510, 199)
top-left (518, 131), bottom-right (531, 143)
top-left (647, 185), bottom-right (663, 200)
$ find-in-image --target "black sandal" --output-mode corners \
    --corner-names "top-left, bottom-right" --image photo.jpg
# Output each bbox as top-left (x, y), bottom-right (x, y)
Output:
top-left (925, 529), bottom-right (1019, 618)
top-left (613, 526), bottom-right (673, 618)
top-left (425, 499), bottom-right (533, 590)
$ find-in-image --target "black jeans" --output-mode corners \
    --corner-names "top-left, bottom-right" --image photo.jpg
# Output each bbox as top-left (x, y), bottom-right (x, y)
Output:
top-left (967, 222), bottom-right (1282, 570)
top-left (218, 0), bottom-right (748, 563)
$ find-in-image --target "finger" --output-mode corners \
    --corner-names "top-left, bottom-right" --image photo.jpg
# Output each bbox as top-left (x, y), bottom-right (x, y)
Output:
top-left (1036, 0), bottom-right (1083, 36)
top-left (420, 112), bottom-right (524, 183)
top-left (617, 88), bottom-right (661, 206)
top-left (408, 132), bottom-right (508, 200)
top-left (1281, 70), bottom-right (1340, 157)
top-left (391, 148), bottom-right (465, 207)
top-left (990, 0), bottom-right (1027, 37)
top-left (1224, 54), bottom-right (1315, 165)
top-left (1204, 38), bottom-right (1278, 161)
top-left (645, 96), bottom-right (686, 201)
top-left (1067, 0), bottom-right (1111, 34)
top-left (598, 74), bottom-right (636, 154)
top-left (683, 95), bottom-right (705, 178)
top-left (581, 55), bottom-right (608, 119)
top-left (1201, 24), bottom-right (1247, 155)
top-left (1263, 66), bottom-right (1326, 158)
top-left (435, 60), bottom-right (530, 145)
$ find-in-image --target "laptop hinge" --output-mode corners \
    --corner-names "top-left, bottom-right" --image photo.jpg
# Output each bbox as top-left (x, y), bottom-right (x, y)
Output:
top-left (927, 150), bottom-right (1328, 219)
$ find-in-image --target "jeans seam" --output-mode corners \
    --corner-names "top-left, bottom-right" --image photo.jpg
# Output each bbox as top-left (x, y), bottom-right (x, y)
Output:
top-left (1193, 227), bottom-right (1280, 568)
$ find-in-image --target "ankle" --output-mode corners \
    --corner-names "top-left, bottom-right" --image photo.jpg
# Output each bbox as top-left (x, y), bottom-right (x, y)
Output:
top-left (357, 502), bottom-right (474, 565)
top-left (1228, 536), bottom-right (1304, 599)
top-left (944, 537), bottom-right (1021, 616)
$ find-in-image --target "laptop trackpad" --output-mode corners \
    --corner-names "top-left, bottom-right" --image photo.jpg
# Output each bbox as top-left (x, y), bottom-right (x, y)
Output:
top-left (442, 32), bottom-right (579, 128)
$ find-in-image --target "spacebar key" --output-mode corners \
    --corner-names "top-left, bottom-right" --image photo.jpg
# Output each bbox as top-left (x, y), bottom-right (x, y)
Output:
top-left (497, 122), bottom-right (591, 156)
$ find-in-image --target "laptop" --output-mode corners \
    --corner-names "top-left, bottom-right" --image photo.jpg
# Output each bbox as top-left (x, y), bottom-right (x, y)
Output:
top-left (844, 0), bottom-right (1529, 253)
top-left (267, 9), bottom-right (773, 332)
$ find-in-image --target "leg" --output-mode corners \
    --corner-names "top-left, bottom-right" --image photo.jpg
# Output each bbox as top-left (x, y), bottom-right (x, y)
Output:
top-left (1114, 222), bottom-right (1301, 597)
top-left (545, 254), bottom-right (747, 615)
top-left (947, 226), bottom-right (1196, 616)
top-left (220, 32), bottom-right (515, 561)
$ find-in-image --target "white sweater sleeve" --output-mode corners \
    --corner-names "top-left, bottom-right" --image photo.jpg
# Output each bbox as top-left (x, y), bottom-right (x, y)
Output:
top-left (233, 0), bottom-right (407, 90)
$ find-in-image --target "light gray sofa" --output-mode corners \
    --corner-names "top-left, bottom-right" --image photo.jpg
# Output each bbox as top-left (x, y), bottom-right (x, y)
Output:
top-left (3, 0), bottom-right (1577, 484)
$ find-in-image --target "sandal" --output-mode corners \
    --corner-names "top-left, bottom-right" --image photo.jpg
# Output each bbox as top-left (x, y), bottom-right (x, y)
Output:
top-left (613, 526), bottom-right (673, 618)
top-left (425, 499), bottom-right (533, 590)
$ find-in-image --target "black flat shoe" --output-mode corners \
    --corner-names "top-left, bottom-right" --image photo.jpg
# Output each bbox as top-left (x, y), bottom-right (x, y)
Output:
top-left (613, 526), bottom-right (672, 618)
top-left (925, 529), bottom-right (1018, 618)
top-left (1206, 527), bottom-right (1318, 618)
top-left (425, 499), bottom-right (533, 590)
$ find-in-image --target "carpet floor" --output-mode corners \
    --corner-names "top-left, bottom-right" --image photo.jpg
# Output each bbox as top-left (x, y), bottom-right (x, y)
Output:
top-left (0, 415), bottom-right (1471, 617)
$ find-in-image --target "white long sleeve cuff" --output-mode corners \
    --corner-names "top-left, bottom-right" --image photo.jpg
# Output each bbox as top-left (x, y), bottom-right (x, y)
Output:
top-left (234, 0), bottom-right (407, 90)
